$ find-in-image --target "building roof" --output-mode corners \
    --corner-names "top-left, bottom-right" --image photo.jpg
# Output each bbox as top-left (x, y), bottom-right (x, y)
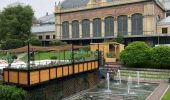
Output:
top-left (60, 0), bottom-right (164, 10)
top-left (158, 16), bottom-right (170, 25)
top-left (31, 24), bottom-right (55, 33)
top-left (38, 14), bottom-right (55, 24)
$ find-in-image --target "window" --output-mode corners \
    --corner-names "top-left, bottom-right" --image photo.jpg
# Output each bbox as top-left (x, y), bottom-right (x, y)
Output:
top-left (162, 28), bottom-right (168, 34)
top-left (82, 19), bottom-right (90, 38)
top-left (46, 35), bottom-right (50, 39)
top-left (62, 21), bottom-right (69, 39)
top-left (72, 20), bottom-right (79, 38)
top-left (53, 35), bottom-right (56, 39)
top-left (39, 36), bottom-right (42, 40)
top-left (118, 15), bottom-right (128, 35)
top-left (93, 18), bottom-right (101, 37)
top-left (131, 13), bottom-right (143, 35)
top-left (105, 16), bottom-right (114, 36)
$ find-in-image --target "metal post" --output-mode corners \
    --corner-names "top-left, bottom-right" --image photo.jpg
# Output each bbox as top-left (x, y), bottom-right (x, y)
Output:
top-left (72, 44), bottom-right (74, 73)
top-left (98, 43), bottom-right (100, 67)
top-left (27, 41), bottom-right (30, 86)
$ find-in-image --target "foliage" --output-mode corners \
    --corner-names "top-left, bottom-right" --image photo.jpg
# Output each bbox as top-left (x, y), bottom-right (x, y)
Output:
top-left (29, 38), bottom-right (42, 46)
top-left (120, 41), bottom-right (150, 67)
top-left (0, 5), bottom-right (34, 41)
top-left (1, 39), bottom-right (24, 50)
top-left (150, 46), bottom-right (170, 68)
top-left (115, 34), bottom-right (124, 44)
top-left (0, 85), bottom-right (27, 100)
top-left (50, 56), bottom-right (58, 60)
top-left (49, 40), bottom-right (67, 46)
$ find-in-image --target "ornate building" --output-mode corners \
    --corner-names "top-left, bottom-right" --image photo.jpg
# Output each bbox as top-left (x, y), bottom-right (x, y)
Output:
top-left (55, 0), bottom-right (169, 45)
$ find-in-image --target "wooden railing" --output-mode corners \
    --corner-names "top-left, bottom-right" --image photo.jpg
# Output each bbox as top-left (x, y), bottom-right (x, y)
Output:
top-left (3, 60), bottom-right (99, 87)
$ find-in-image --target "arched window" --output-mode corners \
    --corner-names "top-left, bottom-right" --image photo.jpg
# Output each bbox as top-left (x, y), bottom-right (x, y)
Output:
top-left (62, 21), bottom-right (69, 39)
top-left (105, 16), bottom-right (114, 36)
top-left (131, 13), bottom-right (143, 35)
top-left (72, 20), bottom-right (79, 38)
top-left (93, 18), bottom-right (101, 37)
top-left (82, 19), bottom-right (90, 38)
top-left (118, 15), bottom-right (128, 35)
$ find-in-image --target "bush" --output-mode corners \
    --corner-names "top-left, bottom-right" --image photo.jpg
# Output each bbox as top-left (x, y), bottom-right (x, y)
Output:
top-left (0, 85), bottom-right (27, 100)
top-left (49, 40), bottom-right (67, 46)
top-left (120, 41), bottom-right (150, 67)
top-left (29, 38), bottom-right (42, 46)
top-left (50, 56), bottom-right (58, 60)
top-left (1, 39), bottom-right (24, 50)
top-left (150, 46), bottom-right (170, 68)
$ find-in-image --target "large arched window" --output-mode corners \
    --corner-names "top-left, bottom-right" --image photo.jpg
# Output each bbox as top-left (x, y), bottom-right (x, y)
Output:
top-left (105, 16), bottom-right (114, 36)
top-left (131, 13), bottom-right (143, 35)
top-left (72, 20), bottom-right (79, 38)
top-left (93, 18), bottom-right (101, 37)
top-left (82, 19), bottom-right (90, 38)
top-left (118, 15), bottom-right (128, 35)
top-left (62, 21), bottom-right (69, 39)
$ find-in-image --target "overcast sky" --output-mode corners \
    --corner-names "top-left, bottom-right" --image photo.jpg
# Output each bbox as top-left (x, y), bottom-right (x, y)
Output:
top-left (0, 0), bottom-right (64, 18)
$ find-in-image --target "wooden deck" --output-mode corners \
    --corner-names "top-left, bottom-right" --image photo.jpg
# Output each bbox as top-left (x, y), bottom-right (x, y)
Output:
top-left (3, 60), bottom-right (99, 87)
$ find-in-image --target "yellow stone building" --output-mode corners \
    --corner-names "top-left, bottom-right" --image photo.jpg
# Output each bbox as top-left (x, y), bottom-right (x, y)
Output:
top-left (53, 0), bottom-right (170, 46)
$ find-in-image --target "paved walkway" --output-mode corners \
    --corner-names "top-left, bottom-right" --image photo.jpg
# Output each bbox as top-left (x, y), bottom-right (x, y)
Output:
top-left (147, 83), bottom-right (169, 100)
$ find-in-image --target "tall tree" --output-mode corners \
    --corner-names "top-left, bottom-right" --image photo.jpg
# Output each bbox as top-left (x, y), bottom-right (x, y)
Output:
top-left (0, 5), bottom-right (34, 41)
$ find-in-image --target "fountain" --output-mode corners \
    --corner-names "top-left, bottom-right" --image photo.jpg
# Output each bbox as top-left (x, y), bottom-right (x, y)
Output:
top-left (127, 75), bottom-right (132, 94)
top-left (105, 73), bottom-right (111, 93)
top-left (118, 70), bottom-right (121, 84)
top-left (137, 71), bottom-right (140, 86)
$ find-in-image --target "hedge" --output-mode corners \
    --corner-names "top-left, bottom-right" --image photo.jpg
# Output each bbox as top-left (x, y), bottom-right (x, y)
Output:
top-left (120, 41), bottom-right (170, 69)
top-left (1, 39), bottom-right (24, 50)
top-left (0, 85), bottom-right (27, 100)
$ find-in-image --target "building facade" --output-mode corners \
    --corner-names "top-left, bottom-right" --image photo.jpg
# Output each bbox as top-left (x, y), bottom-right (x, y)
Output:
top-left (31, 14), bottom-right (55, 45)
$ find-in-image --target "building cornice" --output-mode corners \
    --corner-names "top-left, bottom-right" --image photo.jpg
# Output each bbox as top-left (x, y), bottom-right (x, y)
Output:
top-left (55, 0), bottom-right (165, 15)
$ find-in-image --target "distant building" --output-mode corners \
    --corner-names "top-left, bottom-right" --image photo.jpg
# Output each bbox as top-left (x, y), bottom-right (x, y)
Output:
top-left (31, 14), bottom-right (55, 45)
top-left (54, 0), bottom-right (170, 46)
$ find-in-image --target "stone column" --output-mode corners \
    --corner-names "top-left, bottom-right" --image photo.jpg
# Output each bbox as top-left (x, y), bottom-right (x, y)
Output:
top-left (56, 15), bottom-right (62, 39)
top-left (69, 21), bottom-right (72, 39)
top-left (114, 17), bottom-right (118, 37)
top-left (101, 18), bottom-right (105, 37)
top-left (128, 15), bottom-right (131, 36)
top-left (90, 19), bottom-right (93, 38)
top-left (79, 21), bottom-right (82, 38)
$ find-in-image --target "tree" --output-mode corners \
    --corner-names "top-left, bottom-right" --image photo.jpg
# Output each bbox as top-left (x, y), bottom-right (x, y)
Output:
top-left (120, 41), bottom-right (150, 67)
top-left (150, 46), bottom-right (170, 68)
top-left (0, 5), bottom-right (34, 41)
top-left (1, 39), bottom-right (24, 50)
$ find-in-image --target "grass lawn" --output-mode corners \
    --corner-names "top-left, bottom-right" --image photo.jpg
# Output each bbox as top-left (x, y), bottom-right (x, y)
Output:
top-left (21, 51), bottom-right (94, 60)
top-left (162, 86), bottom-right (170, 100)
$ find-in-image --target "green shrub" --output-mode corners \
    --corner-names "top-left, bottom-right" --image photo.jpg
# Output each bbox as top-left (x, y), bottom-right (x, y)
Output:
top-left (49, 40), bottom-right (67, 46)
top-left (150, 46), bottom-right (170, 68)
top-left (0, 85), bottom-right (27, 100)
top-left (50, 56), bottom-right (58, 60)
top-left (1, 39), bottom-right (24, 50)
top-left (29, 38), bottom-right (42, 46)
top-left (120, 41), bottom-right (150, 67)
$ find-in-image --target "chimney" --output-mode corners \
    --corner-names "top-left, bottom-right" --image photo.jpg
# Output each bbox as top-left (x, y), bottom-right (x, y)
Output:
top-left (87, 0), bottom-right (96, 5)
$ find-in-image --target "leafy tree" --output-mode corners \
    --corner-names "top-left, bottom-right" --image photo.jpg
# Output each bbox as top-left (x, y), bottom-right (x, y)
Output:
top-left (1, 39), bottom-right (24, 50)
top-left (120, 41), bottom-right (150, 67)
top-left (0, 5), bottom-right (34, 41)
top-left (150, 46), bottom-right (170, 68)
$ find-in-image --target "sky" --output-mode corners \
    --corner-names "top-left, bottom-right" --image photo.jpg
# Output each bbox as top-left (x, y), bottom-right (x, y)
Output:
top-left (0, 0), bottom-right (64, 18)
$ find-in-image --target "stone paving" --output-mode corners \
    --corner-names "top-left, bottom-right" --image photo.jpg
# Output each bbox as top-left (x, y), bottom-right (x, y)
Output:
top-left (147, 83), bottom-right (169, 100)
